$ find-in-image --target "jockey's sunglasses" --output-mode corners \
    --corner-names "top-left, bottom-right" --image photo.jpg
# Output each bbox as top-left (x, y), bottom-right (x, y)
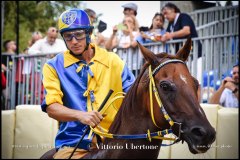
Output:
top-left (62, 30), bottom-right (86, 41)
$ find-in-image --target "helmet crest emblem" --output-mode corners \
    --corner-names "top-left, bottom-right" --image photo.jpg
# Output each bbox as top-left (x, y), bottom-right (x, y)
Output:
top-left (62, 11), bottom-right (77, 25)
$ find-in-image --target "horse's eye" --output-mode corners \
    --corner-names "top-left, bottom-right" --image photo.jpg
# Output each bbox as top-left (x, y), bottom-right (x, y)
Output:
top-left (160, 81), bottom-right (172, 91)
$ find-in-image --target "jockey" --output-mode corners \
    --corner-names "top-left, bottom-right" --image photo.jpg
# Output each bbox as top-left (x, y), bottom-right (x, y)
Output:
top-left (41, 9), bottom-right (135, 159)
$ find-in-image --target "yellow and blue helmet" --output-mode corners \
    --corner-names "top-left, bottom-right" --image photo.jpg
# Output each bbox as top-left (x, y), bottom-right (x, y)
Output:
top-left (58, 9), bottom-right (94, 44)
top-left (58, 8), bottom-right (94, 33)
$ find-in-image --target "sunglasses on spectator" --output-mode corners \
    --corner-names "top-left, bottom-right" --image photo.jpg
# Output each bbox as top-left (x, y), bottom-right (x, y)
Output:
top-left (62, 30), bottom-right (86, 41)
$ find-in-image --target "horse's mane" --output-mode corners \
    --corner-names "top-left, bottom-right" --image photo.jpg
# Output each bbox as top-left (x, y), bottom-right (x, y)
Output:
top-left (108, 52), bottom-right (179, 134)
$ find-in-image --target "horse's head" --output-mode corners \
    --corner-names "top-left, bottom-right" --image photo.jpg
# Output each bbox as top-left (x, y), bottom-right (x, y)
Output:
top-left (138, 38), bottom-right (216, 154)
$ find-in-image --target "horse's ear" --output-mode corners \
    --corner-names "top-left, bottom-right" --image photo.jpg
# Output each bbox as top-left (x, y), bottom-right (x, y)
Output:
top-left (137, 41), bottom-right (158, 66)
top-left (176, 37), bottom-right (192, 61)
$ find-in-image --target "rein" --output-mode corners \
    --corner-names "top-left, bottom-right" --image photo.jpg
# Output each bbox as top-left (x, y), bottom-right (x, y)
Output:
top-left (90, 59), bottom-right (185, 146)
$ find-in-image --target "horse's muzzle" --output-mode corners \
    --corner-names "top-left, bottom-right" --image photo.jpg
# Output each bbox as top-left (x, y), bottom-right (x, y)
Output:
top-left (182, 126), bottom-right (216, 154)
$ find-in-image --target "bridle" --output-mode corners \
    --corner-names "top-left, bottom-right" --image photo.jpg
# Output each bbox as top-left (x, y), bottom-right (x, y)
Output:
top-left (148, 59), bottom-right (185, 143)
top-left (89, 59), bottom-right (186, 146)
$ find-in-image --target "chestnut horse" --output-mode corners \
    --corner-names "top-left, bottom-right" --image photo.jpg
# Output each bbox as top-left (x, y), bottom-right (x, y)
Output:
top-left (41, 38), bottom-right (216, 159)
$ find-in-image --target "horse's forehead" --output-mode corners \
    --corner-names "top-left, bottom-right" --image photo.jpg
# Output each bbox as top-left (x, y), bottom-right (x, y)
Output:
top-left (154, 62), bottom-right (191, 82)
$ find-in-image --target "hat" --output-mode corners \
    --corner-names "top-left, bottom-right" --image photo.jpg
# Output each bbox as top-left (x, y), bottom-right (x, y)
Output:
top-left (122, 3), bottom-right (138, 11)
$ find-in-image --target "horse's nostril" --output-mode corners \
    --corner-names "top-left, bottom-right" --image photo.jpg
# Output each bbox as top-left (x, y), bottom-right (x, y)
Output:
top-left (191, 127), bottom-right (206, 137)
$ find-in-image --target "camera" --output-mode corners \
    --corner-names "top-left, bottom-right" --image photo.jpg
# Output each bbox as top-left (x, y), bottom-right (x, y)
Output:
top-left (139, 26), bottom-right (149, 32)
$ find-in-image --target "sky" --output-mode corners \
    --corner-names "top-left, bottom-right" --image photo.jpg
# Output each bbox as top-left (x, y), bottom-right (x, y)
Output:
top-left (82, 1), bottom-right (161, 38)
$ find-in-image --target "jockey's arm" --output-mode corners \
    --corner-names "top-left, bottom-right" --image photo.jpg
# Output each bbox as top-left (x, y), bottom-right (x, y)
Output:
top-left (46, 103), bottom-right (103, 128)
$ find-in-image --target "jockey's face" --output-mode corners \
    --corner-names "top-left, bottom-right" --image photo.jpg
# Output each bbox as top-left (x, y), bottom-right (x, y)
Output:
top-left (63, 29), bottom-right (87, 55)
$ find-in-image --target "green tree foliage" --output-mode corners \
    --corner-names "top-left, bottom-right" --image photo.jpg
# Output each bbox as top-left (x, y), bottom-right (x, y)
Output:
top-left (2, 1), bottom-right (81, 53)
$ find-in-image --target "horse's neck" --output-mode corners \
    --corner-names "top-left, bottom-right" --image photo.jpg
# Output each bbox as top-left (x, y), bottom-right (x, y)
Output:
top-left (85, 76), bottom-right (165, 158)
top-left (99, 82), bottom-right (162, 158)
top-left (117, 91), bottom-right (155, 133)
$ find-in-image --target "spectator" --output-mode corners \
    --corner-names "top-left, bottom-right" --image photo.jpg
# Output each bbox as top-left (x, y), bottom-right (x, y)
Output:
top-left (22, 31), bottom-right (42, 75)
top-left (122, 2), bottom-right (140, 34)
top-left (1, 40), bottom-right (22, 108)
top-left (41, 9), bottom-right (135, 159)
top-left (105, 15), bottom-right (139, 50)
top-left (209, 64), bottom-right (239, 108)
top-left (28, 31), bottom-right (43, 47)
top-left (23, 35), bottom-right (43, 104)
top-left (28, 28), bottom-right (64, 104)
top-left (1, 40), bottom-right (17, 80)
top-left (84, 8), bottom-right (106, 48)
top-left (161, 2), bottom-right (202, 58)
top-left (28, 27), bottom-right (67, 55)
top-left (136, 12), bottom-right (166, 44)
top-left (2, 40), bottom-right (16, 67)
top-left (161, 2), bottom-right (203, 84)
top-left (105, 15), bottom-right (140, 76)
top-left (122, 2), bottom-right (138, 16)
top-left (1, 64), bottom-right (7, 108)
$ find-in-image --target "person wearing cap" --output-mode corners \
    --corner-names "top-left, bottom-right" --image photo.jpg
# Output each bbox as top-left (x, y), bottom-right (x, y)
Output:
top-left (122, 2), bottom-right (138, 16)
top-left (84, 8), bottom-right (106, 47)
top-left (41, 9), bottom-right (135, 158)
top-left (209, 64), bottom-right (239, 108)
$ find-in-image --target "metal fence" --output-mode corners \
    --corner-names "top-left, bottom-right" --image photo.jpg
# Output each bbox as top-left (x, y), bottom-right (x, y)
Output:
top-left (1, 53), bottom-right (55, 110)
top-left (1, 5), bottom-right (239, 110)
top-left (190, 6), bottom-right (239, 37)
top-left (1, 33), bottom-right (238, 110)
top-left (190, 5), bottom-right (238, 28)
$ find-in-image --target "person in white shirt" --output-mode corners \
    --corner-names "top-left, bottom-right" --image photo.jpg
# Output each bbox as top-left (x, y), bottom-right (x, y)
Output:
top-left (27, 27), bottom-right (67, 104)
top-left (209, 64), bottom-right (239, 108)
top-left (105, 15), bottom-right (141, 76)
top-left (28, 27), bottom-right (67, 55)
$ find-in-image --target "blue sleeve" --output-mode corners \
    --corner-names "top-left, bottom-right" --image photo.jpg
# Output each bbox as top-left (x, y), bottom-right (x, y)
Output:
top-left (121, 64), bottom-right (136, 93)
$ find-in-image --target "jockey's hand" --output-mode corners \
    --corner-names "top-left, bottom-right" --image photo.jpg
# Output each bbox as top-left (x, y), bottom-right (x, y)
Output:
top-left (79, 111), bottom-right (103, 128)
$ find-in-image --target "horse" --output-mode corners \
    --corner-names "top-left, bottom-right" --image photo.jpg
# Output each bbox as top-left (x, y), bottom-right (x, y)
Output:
top-left (40, 37), bottom-right (216, 159)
